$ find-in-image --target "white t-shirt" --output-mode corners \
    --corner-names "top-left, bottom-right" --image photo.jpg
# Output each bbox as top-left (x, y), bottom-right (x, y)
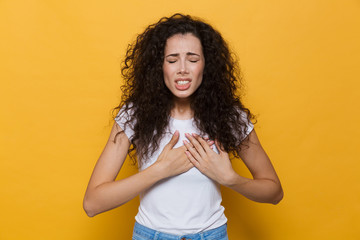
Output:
top-left (116, 108), bottom-right (253, 235)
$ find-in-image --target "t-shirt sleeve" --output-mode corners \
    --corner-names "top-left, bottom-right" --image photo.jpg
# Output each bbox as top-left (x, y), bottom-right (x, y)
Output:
top-left (239, 110), bottom-right (254, 140)
top-left (115, 105), bottom-right (135, 141)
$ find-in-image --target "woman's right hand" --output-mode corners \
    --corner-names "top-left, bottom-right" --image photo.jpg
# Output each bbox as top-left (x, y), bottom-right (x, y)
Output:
top-left (153, 130), bottom-right (194, 178)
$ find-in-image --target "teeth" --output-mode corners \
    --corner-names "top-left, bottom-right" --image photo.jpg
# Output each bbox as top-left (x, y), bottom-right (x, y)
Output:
top-left (177, 81), bottom-right (190, 85)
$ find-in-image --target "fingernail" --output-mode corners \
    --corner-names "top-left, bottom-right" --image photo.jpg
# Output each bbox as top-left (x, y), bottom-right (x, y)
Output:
top-left (192, 133), bottom-right (197, 137)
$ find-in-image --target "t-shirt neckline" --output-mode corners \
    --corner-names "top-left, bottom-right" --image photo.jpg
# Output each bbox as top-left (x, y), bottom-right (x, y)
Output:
top-left (170, 116), bottom-right (194, 121)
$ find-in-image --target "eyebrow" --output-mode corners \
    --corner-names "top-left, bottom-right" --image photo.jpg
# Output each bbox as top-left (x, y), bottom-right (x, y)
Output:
top-left (165, 52), bottom-right (200, 58)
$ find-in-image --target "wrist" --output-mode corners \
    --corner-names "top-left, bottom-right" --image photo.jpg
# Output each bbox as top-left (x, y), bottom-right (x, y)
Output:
top-left (223, 171), bottom-right (246, 188)
top-left (223, 173), bottom-right (236, 187)
top-left (148, 162), bottom-right (168, 180)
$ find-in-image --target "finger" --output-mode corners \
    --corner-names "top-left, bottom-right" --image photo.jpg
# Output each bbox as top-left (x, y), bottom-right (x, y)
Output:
top-left (185, 151), bottom-right (201, 169)
top-left (192, 133), bottom-right (212, 153)
top-left (214, 139), bottom-right (222, 152)
top-left (215, 139), bottom-right (227, 156)
top-left (165, 130), bottom-right (179, 150)
top-left (185, 133), bottom-right (207, 157)
top-left (183, 140), bottom-right (203, 161)
top-left (183, 158), bottom-right (194, 172)
top-left (206, 139), bottom-right (215, 149)
top-left (183, 140), bottom-right (195, 152)
top-left (207, 140), bottom-right (215, 146)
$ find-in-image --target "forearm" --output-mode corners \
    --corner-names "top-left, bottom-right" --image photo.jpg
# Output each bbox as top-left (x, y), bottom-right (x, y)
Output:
top-left (224, 173), bottom-right (283, 205)
top-left (83, 164), bottom-right (163, 217)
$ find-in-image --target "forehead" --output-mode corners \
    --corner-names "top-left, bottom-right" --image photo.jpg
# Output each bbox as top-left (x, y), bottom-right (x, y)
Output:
top-left (164, 33), bottom-right (203, 54)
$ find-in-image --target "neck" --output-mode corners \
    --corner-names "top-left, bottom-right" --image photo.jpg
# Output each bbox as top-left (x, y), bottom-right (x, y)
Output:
top-left (171, 97), bottom-right (193, 120)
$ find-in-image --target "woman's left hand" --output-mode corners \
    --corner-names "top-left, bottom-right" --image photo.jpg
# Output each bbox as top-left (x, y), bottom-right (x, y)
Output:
top-left (183, 133), bottom-right (236, 186)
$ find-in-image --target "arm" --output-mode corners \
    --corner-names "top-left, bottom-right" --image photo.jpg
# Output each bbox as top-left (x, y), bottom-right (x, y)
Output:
top-left (83, 122), bottom-right (160, 217)
top-left (184, 130), bottom-right (283, 205)
top-left (226, 129), bottom-right (283, 204)
top-left (83, 124), bottom-right (193, 217)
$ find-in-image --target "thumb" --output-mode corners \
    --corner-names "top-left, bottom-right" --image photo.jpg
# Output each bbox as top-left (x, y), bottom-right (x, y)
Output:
top-left (165, 130), bottom-right (180, 149)
top-left (215, 139), bottom-right (226, 155)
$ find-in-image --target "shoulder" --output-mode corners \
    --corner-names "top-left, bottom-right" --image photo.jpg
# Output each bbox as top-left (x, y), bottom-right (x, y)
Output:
top-left (232, 106), bottom-right (255, 140)
top-left (115, 102), bottom-right (135, 119)
top-left (233, 106), bottom-right (254, 126)
top-left (114, 102), bottom-right (136, 140)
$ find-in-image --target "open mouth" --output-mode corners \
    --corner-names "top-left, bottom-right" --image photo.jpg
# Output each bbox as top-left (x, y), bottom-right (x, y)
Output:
top-left (175, 79), bottom-right (191, 90)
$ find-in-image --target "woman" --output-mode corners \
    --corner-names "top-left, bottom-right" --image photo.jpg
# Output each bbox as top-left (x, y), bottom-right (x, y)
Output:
top-left (83, 13), bottom-right (283, 239)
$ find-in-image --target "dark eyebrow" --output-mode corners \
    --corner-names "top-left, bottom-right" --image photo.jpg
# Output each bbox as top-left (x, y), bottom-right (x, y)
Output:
top-left (186, 52), bottom-right (200, 56)
top-left (165, 52), bottom-right (200, 58)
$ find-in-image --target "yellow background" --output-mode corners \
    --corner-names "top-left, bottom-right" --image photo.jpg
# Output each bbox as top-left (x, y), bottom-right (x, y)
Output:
top-left (1, 0), bottom-right (359, 239)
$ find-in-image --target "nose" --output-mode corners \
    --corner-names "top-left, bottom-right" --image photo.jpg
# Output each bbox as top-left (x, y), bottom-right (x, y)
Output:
top-left (178, 59), bottom-right (189, 75)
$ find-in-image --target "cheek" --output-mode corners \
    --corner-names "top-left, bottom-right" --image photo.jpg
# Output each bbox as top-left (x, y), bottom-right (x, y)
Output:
top-left (194, 64), bottom-right (205, 79)
top-left (162, 65), bottom-right (172, 88)
top-left (163, 64), bottom-right (175, 78)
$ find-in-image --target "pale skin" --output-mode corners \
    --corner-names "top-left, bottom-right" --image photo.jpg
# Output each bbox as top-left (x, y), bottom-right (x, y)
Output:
top-left (83, 33), bottom-right (283, 217)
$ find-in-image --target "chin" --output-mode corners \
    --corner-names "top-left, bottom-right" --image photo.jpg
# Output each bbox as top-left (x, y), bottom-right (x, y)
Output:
top-left (172, 91), bottom-right (194, 99)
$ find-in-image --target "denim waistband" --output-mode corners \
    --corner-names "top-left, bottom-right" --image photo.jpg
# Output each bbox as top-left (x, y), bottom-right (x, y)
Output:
top-left (132, 222), bottom-right (228, 240)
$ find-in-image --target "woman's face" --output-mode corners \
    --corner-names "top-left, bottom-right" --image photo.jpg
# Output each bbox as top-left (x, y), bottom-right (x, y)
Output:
top-left (163, 33), bottom-right (205, 100)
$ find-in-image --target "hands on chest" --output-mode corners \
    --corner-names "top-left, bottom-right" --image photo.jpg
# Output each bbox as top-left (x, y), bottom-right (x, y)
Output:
top-left (183, 133), bottom-right (236, 186)
top-left (154, 130), bottom-right (235, 185)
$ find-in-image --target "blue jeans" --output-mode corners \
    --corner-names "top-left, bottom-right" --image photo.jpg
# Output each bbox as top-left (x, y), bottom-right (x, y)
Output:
top-left (132, 222), bottom-right (229, 240)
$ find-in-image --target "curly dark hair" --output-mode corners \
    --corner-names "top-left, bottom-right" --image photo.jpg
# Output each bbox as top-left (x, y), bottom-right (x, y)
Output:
top-left (113, 13), bottom-right (256, 165)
